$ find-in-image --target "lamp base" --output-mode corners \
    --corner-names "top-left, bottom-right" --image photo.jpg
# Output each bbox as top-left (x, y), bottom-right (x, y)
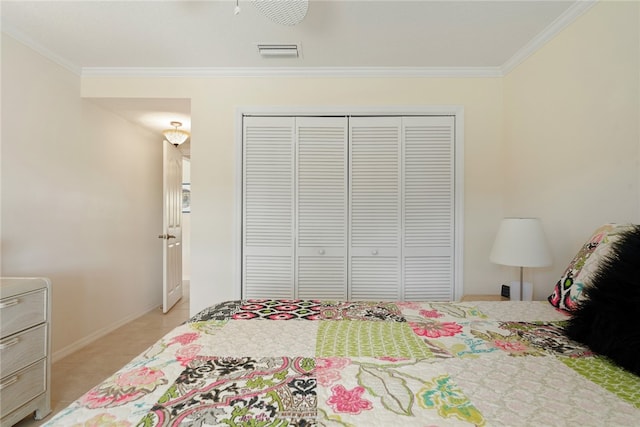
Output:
top-left (506, 281), bottom-right (533, 301)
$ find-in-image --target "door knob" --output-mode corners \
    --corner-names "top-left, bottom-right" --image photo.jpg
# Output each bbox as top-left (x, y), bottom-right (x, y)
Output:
top-left (158, 234), bottom-right (177, 240)
top-left (318, 249), bottom-right (325, 255)
top-left (372, 249), bottom-right (378, 255)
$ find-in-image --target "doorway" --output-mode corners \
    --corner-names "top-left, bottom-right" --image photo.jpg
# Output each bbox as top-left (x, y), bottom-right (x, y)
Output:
top-left (88, 97), bottom-right (192, 313)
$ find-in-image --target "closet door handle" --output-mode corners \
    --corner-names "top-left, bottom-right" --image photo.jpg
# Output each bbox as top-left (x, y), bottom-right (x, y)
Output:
top-left (371, 249), bottom-right (378, 255)
top-left (318, 249), bottom-right (325, 255)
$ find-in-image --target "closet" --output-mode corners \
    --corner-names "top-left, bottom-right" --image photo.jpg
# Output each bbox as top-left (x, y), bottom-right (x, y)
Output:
top-left (242, 114), bottom-right (456, 301)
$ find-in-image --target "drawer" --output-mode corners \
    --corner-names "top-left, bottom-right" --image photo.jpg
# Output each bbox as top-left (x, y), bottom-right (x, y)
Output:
top-left (0, 359), bottom-right (46, 417)
top-left (0, 289), bottom-right (46, 337)
top-left (0, 324), bottom-right (47, 378)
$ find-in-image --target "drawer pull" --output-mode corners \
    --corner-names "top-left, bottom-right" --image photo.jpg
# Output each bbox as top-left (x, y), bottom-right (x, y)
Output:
top-left (0, 298), bottom-right (19, 309)
top-left (0, 375), bottom-right (18, 390)
top-left (0, 337), bottom-right (19, 349)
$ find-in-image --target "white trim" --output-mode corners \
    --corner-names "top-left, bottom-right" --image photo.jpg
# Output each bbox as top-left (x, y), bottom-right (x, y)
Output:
top-left (1, 27), bottom-right (81, 76)
top-left (501, 0), bottom-right (598, 75)
top-left (51, 302), bottom-right (160, 363)
top-left (81, 66), bottom-right (502, 78)
top-left (235, 106), bottom-right (465, 300)
top-left (238, 105), bottom-right (465, 117)
top-left (453, 109), bottom-right (465, 300)
top-left (233, 112), bottom-right (244, 301)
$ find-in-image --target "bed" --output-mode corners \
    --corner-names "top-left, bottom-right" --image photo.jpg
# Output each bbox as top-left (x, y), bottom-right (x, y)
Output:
top-left (44, 223), bottom-right (640, 426)
top-left (43, 298), bottom-right (639, 426)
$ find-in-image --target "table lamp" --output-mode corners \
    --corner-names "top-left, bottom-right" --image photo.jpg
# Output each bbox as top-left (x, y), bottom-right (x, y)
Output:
top-left (490, 218), bottom-right (552, 300)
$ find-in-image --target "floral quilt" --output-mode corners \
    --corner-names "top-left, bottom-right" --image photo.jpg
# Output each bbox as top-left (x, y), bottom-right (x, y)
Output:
top-left (45, 300), bottom-right (640, 426)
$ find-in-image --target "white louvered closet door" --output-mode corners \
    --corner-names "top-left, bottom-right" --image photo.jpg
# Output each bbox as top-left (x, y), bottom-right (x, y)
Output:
top-left (349, 117), bottom-right (402, 300)
top-left (243, 117), bottom-right (295, 299)
top-left (402, 116), bottom-right (455, 300)
top-left (296, 117), bottom-right (348, 299)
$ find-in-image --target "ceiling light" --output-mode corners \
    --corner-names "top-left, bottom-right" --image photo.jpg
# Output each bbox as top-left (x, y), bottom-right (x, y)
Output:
top-left (258, 43), bottom-right (299, 58)
top-left (163, 121), bottom-right (190, 146)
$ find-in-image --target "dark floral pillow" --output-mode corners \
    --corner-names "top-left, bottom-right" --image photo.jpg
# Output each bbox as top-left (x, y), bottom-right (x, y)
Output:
top-left (548, 224), bottom-right (634, 311)
top-left (564, 225), bottom-right (640, 375)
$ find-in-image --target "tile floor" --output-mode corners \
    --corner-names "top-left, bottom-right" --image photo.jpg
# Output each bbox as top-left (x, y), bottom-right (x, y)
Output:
top-left (14, 283), bottom-right (190, 426)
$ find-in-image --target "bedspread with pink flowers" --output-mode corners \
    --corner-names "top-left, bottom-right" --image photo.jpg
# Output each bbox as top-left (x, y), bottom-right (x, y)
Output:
top-left (44, 300), bottom-right (640, 426)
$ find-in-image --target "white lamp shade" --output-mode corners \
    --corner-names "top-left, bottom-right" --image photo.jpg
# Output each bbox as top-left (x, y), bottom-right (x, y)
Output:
top-left (490, 218), bottom-right (552, 267)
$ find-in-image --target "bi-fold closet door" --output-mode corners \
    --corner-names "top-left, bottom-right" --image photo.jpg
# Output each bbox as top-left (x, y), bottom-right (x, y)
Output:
top-left (242, 116), bottom-right (348, 299)
top-left (242, 115), bottom-right (454, 301)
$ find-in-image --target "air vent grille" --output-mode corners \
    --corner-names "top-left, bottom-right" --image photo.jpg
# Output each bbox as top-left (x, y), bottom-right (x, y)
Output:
top-left (257, 43), bottom-right (300, 58)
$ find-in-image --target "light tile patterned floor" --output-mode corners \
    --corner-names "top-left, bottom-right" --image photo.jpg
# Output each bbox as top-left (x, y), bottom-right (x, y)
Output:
top-left (14, 284), bottom-right (190, 426)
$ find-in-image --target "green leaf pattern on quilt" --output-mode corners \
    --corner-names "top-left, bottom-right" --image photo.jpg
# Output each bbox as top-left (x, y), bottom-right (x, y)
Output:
top-left (317, 408), bottom-right (357, 427)
top-left (418, 374), bottom-right (485, 426)
top-left (561, 356), bottom-right (640, 409)
top-left (356, 365), bottom-right (414, 416)
top-left (427, 302), bottom-right (489, 319)
top-left (189, 319), bottom-right (229, 335)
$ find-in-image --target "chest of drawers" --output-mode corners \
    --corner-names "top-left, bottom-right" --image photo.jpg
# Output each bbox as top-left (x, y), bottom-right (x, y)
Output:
top-left (0, 277), bottom-right (51, 427)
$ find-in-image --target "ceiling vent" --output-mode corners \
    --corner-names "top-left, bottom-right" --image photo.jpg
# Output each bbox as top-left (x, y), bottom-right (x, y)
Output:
top-left (257, 43), bottom-right (300, 58)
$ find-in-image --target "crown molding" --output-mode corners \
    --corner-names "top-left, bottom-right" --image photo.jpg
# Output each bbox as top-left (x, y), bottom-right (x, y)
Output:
top-left (80, 66), bottom-right (502, 78)
top-left (501, 0), bottom-right (598, 75)
top-left (1, 26), bottom-right (81, 76)
top-left (4, 0), bottom-right (598, 80)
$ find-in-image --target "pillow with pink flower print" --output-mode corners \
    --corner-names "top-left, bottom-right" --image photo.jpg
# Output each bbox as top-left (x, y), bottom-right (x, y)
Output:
top-left (548, 223), bottom-right (634, 311)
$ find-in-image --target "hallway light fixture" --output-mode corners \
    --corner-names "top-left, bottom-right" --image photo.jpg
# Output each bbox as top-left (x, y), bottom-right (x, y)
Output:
top-left (163, 121), bottom-right (190, 146)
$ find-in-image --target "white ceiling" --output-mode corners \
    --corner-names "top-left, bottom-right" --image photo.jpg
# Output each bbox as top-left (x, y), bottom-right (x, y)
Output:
top-left (1, 0), bottom-right (592, 141)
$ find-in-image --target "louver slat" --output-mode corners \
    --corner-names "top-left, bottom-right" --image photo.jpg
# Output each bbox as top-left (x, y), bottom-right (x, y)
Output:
top-left (297, 120), bottom-right (347, 247)
top-left (244, 255), bottom-right (294, 299)
top-left (404, 121), bottom-right (454, 248)
top-left (298, 257), bottom-right (346, 299)
top-left (350, 121), bottom-right (400, 249)
top-left (350, 257), bottom-right (399, 300)
top-left (403, 256), bottom-right (453, 300)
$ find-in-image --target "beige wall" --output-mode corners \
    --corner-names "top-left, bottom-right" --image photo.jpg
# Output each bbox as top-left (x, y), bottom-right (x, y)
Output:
top-left (3, 0), bottom-right (638, 340)
top-left (1, 35), bottom-right (163, 359)
top-left (503, 0), bottom-right (640, 299)
top-left (81, 0), bottom-right (639, 312)
top-left (81, 77), bottom-right (505, 314)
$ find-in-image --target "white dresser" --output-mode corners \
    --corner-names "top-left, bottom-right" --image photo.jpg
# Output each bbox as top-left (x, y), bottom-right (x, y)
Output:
top-left (0, 277), bottom-right (51, 427)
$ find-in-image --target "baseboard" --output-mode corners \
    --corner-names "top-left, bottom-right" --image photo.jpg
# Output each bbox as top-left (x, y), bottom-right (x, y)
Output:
top-left (51, 302), bottom-right (160, 363)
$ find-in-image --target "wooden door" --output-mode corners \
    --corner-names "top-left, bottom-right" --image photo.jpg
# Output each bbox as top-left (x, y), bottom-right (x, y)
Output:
top-left (161, 140), bottom-right (183, 313)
